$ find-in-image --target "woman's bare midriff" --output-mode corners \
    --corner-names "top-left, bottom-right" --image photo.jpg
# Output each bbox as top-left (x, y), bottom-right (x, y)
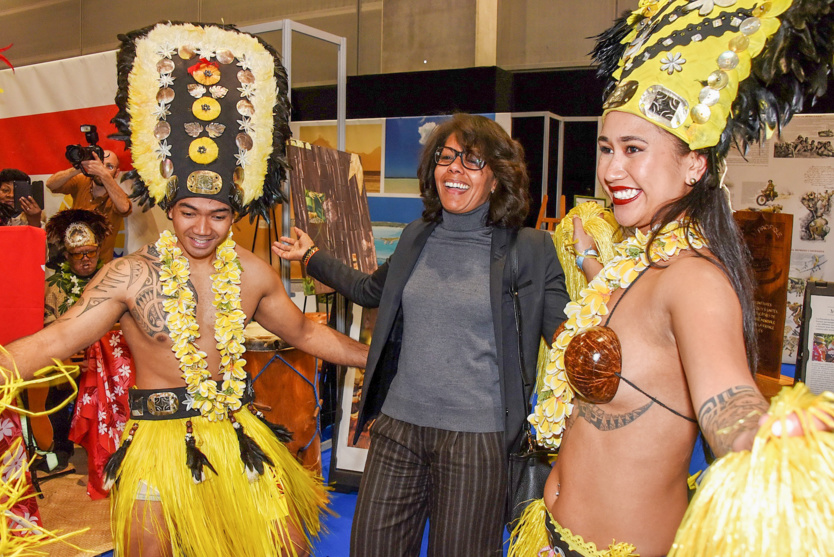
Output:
top-left (545, 266), bottom-right (699, 557)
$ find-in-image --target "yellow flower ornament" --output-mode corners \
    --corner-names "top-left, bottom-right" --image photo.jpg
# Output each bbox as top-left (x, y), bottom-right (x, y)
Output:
top-left (531, 221), bottom-right (707, 449)
top-left (155, 229), bottom-right (248, 420)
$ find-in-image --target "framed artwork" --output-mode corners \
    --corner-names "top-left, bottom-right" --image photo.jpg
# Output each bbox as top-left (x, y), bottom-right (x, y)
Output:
top-left (797, 281), bottom-right (834, 394)
top-left (294, 120), bottom-right (384, 193)
top-left (573, 195), bottom-right (608, 208)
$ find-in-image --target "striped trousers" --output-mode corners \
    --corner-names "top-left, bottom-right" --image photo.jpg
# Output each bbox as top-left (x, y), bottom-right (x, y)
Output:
top-left (350, 414), bottom-right (507, 557)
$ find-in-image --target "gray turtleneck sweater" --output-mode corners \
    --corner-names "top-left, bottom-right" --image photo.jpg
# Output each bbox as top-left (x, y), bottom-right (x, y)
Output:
top-left (381, 202), bottom-right (503, 432)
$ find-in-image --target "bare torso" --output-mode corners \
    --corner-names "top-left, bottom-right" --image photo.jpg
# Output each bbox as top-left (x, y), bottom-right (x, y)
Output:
top-left (87, 243), bottom-right (268, 389)
top-left (546, 255), bottom-right (703, 556)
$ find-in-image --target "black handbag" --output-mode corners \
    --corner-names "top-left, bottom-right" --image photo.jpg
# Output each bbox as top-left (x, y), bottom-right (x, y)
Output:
top-left (505, 232), bottom-right (556, 530)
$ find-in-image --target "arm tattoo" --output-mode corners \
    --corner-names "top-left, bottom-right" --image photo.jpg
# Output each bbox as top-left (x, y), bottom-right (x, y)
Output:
top-left (698, 385), bottom-right (768, 456)
top-left (76, 294), bottom-right (109, 316)
top-left (130, 258), bottom-right (169, 338)
top-left (89, 261), bottom-right (130, 294)
top-left (576, 399), bottom-right (654, 431)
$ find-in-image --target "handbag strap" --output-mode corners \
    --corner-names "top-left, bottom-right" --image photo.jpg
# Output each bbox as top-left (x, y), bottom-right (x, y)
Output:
top-left (508, 232), bottom-right (537, 448)
top-left (509, 231), bottom-right (526, 382)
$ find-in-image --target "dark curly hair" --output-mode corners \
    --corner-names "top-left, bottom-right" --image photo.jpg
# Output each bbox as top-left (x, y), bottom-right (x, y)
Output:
top-left (0, 168), bottom-right (29, 183)
top-left (418, 114), bottom-right (530, 228)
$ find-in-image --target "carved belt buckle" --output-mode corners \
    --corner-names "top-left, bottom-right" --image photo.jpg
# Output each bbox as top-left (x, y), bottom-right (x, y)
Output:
top-left (147, 392), bottom-right (180, 416)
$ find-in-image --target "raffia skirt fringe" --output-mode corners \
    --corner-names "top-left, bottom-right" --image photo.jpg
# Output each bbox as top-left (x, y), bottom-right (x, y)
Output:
top-left (110, 407), bottom-right (330, 556)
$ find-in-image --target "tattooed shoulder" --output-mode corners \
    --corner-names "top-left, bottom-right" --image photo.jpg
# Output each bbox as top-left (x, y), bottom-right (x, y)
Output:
top-left (575, 399), bottom-right (654, 431)
top-left (128, 253), bottom-right (169, 338)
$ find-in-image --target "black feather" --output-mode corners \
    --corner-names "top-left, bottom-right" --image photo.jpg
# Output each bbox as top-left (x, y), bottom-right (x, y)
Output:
top-left (109, 22), bottom-right (291, 217)
top-left (724, 0), bottom-right (834, 157)
top-left (185, 433), bottom-right (217, 483)
top-left (102, 423), bottom-right (138, 491)
top-left (232, 420), bottom-right (273, 481)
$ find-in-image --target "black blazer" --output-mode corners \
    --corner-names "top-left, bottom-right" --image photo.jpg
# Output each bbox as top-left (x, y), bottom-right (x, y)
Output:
top-left (306, 219), bottom-right (570, 454)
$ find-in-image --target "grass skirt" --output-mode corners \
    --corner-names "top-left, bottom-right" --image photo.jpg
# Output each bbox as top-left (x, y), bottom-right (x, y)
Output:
top-left (110, 407), bottom-right (329, 556)
top-left (509, 499), bottom-right (638, 557)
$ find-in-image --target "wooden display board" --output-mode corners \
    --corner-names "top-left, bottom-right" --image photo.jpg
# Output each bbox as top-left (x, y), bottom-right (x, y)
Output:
top-left (286, 141), bottom-right (376, 491)
top-left (734, 210), bottom-right (793, 378)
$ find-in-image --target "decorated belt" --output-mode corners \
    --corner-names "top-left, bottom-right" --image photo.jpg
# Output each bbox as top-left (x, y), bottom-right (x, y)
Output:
top-left (128, 380), bottom-right (255, 421)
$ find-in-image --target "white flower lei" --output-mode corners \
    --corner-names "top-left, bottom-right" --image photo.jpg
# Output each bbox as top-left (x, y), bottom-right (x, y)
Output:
top-left (155, 229), bottom-right (247, 421)
top-left (531, 221), bottom-right (706, 449)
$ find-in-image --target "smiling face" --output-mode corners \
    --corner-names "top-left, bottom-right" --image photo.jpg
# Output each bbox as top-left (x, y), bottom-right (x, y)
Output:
top-left (433, 134), bottom-right (496, 215)
top-left (597, 111), bottom-right (706, 232)
top-left (168, 197), bottom-right (234, 260)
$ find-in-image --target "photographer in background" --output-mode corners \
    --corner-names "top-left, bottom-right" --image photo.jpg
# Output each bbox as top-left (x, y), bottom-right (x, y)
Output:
top-left (46, 128), bottom-right (131, 262)
top-left (0, 168), bottom-right (43, 227)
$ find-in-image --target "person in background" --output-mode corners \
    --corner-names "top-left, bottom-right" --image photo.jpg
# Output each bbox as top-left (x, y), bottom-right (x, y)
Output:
top-left (274, 113), bottom-right (570, 556)
top-left (0, 168), bottom-right (42, 227)
top-left (38, 209), bottom-right (111, 472)
top-left (46, 150), bottom-right (131, 261)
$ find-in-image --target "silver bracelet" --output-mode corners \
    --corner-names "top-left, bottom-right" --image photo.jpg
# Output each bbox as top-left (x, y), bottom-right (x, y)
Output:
top-left (575, 248), bottom-right (599, 269)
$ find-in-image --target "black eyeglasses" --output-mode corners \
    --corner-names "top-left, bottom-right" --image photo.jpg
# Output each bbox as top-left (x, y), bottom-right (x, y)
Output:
top-left (434, 146), bottom-right (487, 170)
top-left (69, 249), bottom-right (99, 261)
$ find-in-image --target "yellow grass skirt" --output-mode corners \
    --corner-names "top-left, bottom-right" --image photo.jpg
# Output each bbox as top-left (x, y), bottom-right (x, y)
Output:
top-left (110, 407), bottom-right (329, 556)
top-left (509, 499), bottom-right (638, 557)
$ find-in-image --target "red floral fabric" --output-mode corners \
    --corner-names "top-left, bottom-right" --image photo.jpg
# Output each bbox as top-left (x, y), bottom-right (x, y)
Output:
top-left (70, 330), bottom-right (135, 500)
top-left (0, 410), bottom-right (43, 533)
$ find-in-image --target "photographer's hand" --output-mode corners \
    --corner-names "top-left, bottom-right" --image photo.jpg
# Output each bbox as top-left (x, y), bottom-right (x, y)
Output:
top-left (82, 152), bottom-right (132, 216)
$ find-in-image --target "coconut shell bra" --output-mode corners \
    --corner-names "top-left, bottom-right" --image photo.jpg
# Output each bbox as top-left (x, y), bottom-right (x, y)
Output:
top-left (562, 273), bottom-right (696, 424)
top-left (531, 223), bottom-right (704, 450)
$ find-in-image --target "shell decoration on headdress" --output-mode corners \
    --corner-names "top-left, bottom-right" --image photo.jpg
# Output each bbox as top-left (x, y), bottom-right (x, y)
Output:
top-left (593, 0), bottom-right (834, 157)
top-left (45, 208), bottom-right (112, 249)
top-left (111, 22), bottom-right (291, 221)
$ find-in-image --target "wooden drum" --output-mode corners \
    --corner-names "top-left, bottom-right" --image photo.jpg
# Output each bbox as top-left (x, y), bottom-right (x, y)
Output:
top-left (243, 314), bottom-right (327, 473)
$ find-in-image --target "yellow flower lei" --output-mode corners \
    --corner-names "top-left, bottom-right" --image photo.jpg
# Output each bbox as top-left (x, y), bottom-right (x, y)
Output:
top-left (156, 229), bottom-right (247, 421)
top-left (531, 221), bottom-right (706, 449)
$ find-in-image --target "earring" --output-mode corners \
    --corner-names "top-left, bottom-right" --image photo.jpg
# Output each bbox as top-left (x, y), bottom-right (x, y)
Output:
top-left (689, 177), bottom-right (697, 185)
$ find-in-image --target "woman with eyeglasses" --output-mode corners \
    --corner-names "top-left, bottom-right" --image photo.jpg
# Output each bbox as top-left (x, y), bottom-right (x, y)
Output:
top-left (273, 113), bottom-right (569, 556)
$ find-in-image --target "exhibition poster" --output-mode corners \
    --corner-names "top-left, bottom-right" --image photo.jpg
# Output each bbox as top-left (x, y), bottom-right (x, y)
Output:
top-left (726, 114), bottom-right (834, 364)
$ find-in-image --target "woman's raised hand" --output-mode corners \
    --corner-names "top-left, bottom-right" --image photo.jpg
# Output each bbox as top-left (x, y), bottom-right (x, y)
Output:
top-left (271, 226), bottom-right (315, 262)
top-left (572, 216), bottom-right (597, 254)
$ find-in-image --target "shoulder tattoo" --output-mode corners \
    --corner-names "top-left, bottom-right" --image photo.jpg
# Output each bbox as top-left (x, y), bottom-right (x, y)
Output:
top-left (75, 258), bottom-right (131, 315)
top-left (698, 385), bottom-right (768, 456)
top-left (128, 255), bottom-right (170, 338)
top-left (575, 399), bottom-right (654, 431)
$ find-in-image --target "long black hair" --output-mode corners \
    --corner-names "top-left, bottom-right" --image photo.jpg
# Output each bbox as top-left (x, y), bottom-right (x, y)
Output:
top-left (647, 140), bottom-right (758, 374)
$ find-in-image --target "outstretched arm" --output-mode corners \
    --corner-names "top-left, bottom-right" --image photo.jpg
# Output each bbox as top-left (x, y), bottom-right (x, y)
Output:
top-left (252, 263), bottom-right (369, 368)
top-left (273, 226), bottom-right (388, 307)
top-left (1, 259), bottom-right (131, 380)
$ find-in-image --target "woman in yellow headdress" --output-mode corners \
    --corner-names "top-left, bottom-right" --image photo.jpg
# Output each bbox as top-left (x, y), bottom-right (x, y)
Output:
top-left (511, 2), bottom-right (834, 556)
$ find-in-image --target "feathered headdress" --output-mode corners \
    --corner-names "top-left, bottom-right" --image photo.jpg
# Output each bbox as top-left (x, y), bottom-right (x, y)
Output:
top-left (45, 209), bottom-right (111, 249)
top-left (111, 22), bottom-right (290, 221)
top-left (592, 0), bottom-right (834, 157)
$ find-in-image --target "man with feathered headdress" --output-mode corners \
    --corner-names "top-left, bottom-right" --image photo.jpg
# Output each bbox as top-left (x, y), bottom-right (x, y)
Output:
top-left (36, 209), bottom-right (113, 473)
top-left (1, 22), bottom-right (369, 557)
top-left (44, 209), bottom-right (111, 324)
